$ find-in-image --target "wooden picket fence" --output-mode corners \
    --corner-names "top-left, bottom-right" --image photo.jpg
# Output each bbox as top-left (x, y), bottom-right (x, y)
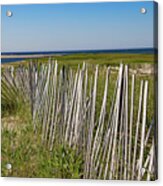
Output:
top-left (1, 60), bottom-right (157, 180)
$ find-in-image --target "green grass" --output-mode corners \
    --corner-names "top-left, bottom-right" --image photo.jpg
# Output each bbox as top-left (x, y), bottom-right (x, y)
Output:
top-left (53, 53), bottom-right (156, 66)
top-left (1, 106), bottom-right (83, 178)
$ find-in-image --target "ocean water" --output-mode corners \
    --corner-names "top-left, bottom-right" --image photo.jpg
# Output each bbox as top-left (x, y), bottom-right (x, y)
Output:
top-left (1, 48), bottom-right (157, 64)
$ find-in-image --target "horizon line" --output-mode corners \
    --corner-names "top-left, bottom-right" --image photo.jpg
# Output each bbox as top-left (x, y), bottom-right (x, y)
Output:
top-left (2, 47), bottom-right (157, 54)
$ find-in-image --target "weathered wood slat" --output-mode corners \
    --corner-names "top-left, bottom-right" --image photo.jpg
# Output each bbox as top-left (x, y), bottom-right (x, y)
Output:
top-left (138, 81), bottom-right (148, 180)
top-left (132, 80), bottom-right (144, 180)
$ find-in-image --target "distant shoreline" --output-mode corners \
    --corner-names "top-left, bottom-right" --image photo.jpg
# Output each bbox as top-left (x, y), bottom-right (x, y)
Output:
top-left (1, 54), bottom-right (61, 59)
top-left (1, 54), bottom-right (62, 64)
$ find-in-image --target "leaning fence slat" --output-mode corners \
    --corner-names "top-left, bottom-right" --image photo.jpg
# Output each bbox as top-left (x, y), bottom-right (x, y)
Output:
top-left (131, 80), bottom-right (144, 179)
top-left (109, 64), bottom-right (123, 180)
top-left (138, 81), bottom-right (148, 181)
top-left (85, 65), bottom-right (98, 178)
top-left (147, 138), bottom-right (154, 181)
top-left (90, 67), bottom-right (110, 178)
top-left (48, 62), bottom-right (58, 149)
top-left (128, 74), bottom-right (135, 179)
top-left (64, 69), bottom-right (79, 142)
top-left (145, 119), bottom-right (154, 147)
top-left (124, 65), bottom-right (129, 180)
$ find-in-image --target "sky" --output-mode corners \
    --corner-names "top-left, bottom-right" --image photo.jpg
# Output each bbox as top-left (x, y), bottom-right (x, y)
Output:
top-left (1, 1), bottom-right (156, 52)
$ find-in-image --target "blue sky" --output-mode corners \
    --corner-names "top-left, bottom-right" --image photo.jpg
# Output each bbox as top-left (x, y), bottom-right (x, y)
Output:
top-left (1, 1), bottom-right (156, 52)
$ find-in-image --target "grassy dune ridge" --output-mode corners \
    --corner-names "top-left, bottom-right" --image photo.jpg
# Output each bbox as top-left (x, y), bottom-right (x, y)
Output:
top-left (2, 53), bottom-right (156, 68)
